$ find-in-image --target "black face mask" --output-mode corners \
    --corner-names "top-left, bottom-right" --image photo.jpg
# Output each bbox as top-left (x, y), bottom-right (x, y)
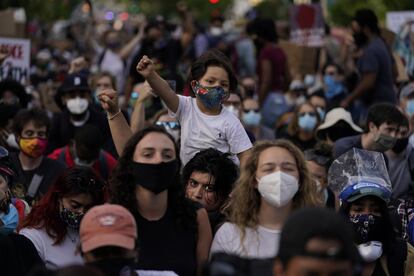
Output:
top-left (392, 137), bottom-right (409, 154)
top-left (348, 214), bottom-right (385, 244)
top-left (353, 32), bottom-right (368, 48)
top-left (131, 160), bottom-right (179, 194)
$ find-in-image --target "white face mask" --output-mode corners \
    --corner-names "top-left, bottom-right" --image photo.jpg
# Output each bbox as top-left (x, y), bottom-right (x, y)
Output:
top-left (358, 241), bottom-right (383, 263)
top-left (66, 97), bottom-right (89, 115)
top-left (224, 105), bottom-right (240, 118)
top-left (257, 171), bottom-right (299, 207)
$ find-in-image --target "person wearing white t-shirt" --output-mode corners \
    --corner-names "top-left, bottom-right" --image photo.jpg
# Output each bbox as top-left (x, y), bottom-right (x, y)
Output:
top-left (210, 140), bottom-right (321, 258)
top-left (135, 49), bottom-right (252, 166)
top-left (19, 167), bottom-right (105, 269)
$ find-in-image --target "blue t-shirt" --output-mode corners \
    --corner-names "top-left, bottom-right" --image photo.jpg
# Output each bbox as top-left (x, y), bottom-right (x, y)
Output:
top-left (357, 36), bottom-right (396, 104)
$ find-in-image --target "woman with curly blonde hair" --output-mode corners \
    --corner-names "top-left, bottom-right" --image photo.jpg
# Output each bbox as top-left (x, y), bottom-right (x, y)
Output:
top-left (210, 139), bottom-right (321, 258)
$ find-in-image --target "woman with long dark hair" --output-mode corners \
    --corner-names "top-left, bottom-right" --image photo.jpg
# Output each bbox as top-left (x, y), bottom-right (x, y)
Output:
top-left (19, 167), bottom-right (105, 269)
top-left (109, 126), bottom-right (212, 276)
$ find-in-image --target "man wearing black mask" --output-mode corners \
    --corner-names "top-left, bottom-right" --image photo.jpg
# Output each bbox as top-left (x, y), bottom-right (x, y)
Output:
top-left (385, 115), bottom-right (414, 199)
top-left (341, 9), bottom-right (397, 119)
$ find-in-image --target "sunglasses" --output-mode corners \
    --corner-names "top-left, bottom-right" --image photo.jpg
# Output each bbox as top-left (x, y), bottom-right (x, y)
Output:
top-left (299, 112), bottom-right (316, 117)
top-left (243, 108), bottom-right (260, 113)
top-left (156, 121), bottom-right (180, 130)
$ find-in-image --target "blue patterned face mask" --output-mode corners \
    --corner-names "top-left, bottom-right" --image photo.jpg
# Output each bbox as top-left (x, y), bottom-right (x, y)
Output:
top-left (192, 81), bottom-right (227, 110)
top-left (324, 75), bottom-right (345, 99)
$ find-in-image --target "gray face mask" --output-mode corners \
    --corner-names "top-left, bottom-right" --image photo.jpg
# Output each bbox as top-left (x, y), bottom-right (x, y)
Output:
top-left (373, 133), bottom-right (397, 152)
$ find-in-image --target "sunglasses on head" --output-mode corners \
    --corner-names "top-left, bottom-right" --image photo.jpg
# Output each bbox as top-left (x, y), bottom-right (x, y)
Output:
top-left (156, 121), bottom-right (180, 130)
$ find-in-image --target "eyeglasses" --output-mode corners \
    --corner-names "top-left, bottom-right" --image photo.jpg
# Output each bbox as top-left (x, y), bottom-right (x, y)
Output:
top-left (156, 121), bottom-right (180, 130)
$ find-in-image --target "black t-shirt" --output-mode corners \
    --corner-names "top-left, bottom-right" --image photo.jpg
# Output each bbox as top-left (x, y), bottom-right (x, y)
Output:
top-left (135, 206), bottom-right (198, 276)
top-left (10, 152), bottom-right (66, 203)
top-left (0, 234), bottom-right (44, 276)
top-left (286, 134), bottom-right (317, 152)
top-left (46, 108), bottom-right (116, 157)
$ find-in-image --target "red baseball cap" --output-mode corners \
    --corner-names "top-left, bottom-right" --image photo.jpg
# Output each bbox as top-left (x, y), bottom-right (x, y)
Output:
top-left (80, 204), bottom-right (137, 253)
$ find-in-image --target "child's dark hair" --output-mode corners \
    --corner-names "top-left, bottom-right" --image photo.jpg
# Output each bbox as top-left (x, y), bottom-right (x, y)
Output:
top-left (187, 49), bottom-right (238, 92)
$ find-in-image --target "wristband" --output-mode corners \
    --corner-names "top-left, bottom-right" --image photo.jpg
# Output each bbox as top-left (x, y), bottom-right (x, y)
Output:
top-left (108, 109), bottom-right (121, 120)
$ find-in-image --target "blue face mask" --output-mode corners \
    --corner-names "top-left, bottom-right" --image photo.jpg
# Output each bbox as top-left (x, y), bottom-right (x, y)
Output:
top-left (192, 81), bottom-right (227, 110)
top-left (406, 99), bottom-right (414, 117)
top-left (298, 113), bottom-right (317, 132)
top-left (324, 75), bottom-right (345, 99)
top-left (242, 110), bottom-right (261, 126)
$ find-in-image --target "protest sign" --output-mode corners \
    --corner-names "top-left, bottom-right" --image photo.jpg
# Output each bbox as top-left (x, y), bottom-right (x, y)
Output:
top-left (0, 37), bottom-right (31, 84)
top-left (386, 11), bottom-right (414, 34)
top-left (289, 3), bottom-right (325, 47)
top-left (279, 40), bottom-right (318, 76)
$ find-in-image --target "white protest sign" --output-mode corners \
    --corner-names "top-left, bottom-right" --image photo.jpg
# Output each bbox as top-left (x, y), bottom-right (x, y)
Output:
top-left (386, 11), bottom-right (414, 34)
top-left (0, 37), bottom-right (31, 84)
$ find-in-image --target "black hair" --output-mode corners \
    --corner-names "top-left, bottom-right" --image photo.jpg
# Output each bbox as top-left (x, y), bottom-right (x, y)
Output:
top-left (366, 103), bottom-right (406, 131)
top-left (0, 79), bottom-right (30, 108)
top-left (182, 148), bottom-right (238, 208)
top-left (246, 18), bottom-right (278, 43)
top-left (109, 126), bottom-right (197, 231)
top-left (12, 108), bottom-right (51, 136)
top-left (74, 125), bottom-right (103, 161)
top-left (278, 207), bottom-right (358, 268)
top-left (304, 142), bottom-right (333, 168)
top-left (353, 9), bottom-right (380, 35)
top-left (322, 63), bottom-right (344, 75)
top-left (187, 49), bottom-right (238, 93)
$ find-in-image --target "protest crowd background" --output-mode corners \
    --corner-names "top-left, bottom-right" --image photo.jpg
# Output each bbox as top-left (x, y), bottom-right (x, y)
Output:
top-left (2, 0), bottom-right (414, 275)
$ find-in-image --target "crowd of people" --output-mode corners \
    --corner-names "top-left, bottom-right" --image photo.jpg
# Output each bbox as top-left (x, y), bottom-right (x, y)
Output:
top-left (1, 3), bottom-right (414, 276)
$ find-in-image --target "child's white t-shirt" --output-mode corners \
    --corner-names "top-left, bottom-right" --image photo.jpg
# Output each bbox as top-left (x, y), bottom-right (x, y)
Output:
top-left (170, 95), bottom-right (252, 165)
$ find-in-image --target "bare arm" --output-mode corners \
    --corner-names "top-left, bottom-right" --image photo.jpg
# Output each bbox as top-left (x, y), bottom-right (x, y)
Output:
top-left (258, 59), bottom-right (273, 107)
top-left (237, 148), bottom-right (252, 169)
top-left (118, 24), bottom-right (145, 60)
top-left (136, 56), bottom-right (179, 112)
top-left (98, 89), bottom-right (133, 156)
top-left (130, 82), bottom-right (154, 133)
top-left (196, 208), bottom-right (212, 274)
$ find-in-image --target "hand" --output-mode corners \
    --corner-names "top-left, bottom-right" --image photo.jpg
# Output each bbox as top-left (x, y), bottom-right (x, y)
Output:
top-left (136, 55), bottom-right (155, 78)
top-left (69, 56), bottom-right (87, 74)
top-left (98, 89), bottom-right (119, 115)
top-left (135, 81), bottom-right (155, 104)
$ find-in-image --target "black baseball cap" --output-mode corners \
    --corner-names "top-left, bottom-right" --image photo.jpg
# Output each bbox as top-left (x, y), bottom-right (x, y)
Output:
top-left (278, 208), bottom-right (359, 265)
top-left (55, 72), bottom-right (90, 108)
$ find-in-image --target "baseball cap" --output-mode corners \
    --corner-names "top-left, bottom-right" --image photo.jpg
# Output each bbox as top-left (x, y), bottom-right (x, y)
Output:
top-left (339, 180), bottom-right (391, 203)
top-left (278, 207), bottom-right (358, 264)
top-left (400, 83), bottom-right (414, 100)
top-left (80, 204), bottom-right (137, 253)
top-left (55, 73), bottom-right (90, 108)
